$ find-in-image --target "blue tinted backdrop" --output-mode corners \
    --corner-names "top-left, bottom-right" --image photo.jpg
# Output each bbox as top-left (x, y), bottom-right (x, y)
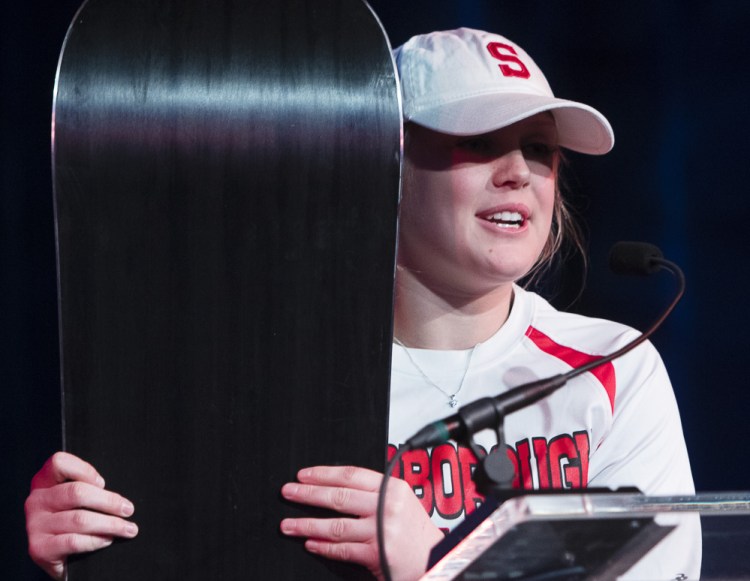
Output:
top-left (3, 1), bottom-right (748, 578)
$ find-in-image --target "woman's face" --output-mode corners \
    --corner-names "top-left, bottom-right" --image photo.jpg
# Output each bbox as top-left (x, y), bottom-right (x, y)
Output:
top-left (398, 113), bottom-right (559, 297)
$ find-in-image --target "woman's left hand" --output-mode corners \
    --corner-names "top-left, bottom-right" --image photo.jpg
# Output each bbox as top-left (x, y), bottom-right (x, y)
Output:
top-left (280, 465), bottom-right (443, 581)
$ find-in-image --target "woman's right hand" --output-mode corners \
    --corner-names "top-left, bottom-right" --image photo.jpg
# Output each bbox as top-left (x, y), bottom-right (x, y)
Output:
top-left (25, 452), bottom-right (138, 580)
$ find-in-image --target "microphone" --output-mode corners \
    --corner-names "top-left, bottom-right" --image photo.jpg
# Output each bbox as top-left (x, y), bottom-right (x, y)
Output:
top-left (609, 241), bottom-right (664, 276)
top-left (404, 241), bottom-right (685, 450)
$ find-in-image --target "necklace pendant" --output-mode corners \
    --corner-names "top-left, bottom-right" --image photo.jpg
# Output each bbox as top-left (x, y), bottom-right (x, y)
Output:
top-left (395, 339), bottom-right (476, 411)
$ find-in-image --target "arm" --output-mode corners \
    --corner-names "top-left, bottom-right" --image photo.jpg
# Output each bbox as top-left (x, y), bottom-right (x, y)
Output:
top-left (25, 452), bottom-right (139, 580)
top-left (589, 341), bottom-right (701, 580)
top-left (280, 465), bottom-right (444, 581)
top-left (589, 341), bottom-right (694, 495)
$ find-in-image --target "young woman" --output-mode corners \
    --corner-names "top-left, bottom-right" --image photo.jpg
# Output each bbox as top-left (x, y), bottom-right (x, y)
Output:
top-left (26, 28), bottom-right (698, 581)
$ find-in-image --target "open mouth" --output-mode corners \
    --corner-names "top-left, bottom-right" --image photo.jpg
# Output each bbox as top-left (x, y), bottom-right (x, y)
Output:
top-left (485, 210), bottom-right (525, 229)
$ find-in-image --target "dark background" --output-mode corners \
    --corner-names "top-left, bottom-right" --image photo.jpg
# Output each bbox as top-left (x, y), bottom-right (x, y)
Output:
top-left (3, 1), bottom-right (748, 578)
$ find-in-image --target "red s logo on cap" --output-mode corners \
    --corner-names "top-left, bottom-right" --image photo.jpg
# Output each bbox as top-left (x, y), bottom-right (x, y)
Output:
top-left (486, 42), bottom-right (531, 79)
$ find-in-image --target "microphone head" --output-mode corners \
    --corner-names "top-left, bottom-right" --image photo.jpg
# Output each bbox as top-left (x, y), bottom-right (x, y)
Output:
top-left (609, 241), bottom-right (664, 276)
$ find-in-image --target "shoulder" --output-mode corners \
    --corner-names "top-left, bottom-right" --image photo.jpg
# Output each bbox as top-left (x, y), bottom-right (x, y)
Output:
top-left (518, 286), bottom-right (641, 356)
top-left (518, 286), bottom-right (669, 410)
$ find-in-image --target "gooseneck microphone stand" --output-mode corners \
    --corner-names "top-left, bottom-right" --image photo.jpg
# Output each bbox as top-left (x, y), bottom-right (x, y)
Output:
top-left (377, 242), bottom-right (686, 581)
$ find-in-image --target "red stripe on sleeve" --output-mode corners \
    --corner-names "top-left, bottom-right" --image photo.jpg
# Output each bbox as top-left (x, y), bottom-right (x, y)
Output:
top-left (524, 326), bottom-right (616, 412)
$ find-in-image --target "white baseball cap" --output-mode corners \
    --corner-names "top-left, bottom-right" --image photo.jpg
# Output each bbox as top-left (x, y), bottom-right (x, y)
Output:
top-left (394, 28), bottom-right (614, 155)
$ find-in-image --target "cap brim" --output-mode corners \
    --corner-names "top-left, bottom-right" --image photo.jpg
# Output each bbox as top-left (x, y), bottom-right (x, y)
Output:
top-left (407, 93), bottom-right (614, 155)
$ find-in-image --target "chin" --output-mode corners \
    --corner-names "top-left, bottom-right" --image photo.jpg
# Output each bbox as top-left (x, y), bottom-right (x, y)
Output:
top-left (480, 257), bottom-right (536, 282)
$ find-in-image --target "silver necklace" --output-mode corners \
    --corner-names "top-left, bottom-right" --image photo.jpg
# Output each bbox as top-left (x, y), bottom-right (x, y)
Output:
top-left (394, 338), bottom-right (477, 408)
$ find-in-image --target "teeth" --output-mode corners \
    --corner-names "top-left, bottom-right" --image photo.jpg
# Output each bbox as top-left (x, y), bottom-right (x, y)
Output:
top-left (488, 211), bottom-right (523, 224)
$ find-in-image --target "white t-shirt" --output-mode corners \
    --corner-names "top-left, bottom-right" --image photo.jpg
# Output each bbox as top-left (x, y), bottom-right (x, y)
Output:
top-left (389, 285), bottom-right (700, 580)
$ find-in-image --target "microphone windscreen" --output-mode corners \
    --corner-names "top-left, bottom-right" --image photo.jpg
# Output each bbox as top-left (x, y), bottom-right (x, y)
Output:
top-left (609, 241), bottom-right (664, 276)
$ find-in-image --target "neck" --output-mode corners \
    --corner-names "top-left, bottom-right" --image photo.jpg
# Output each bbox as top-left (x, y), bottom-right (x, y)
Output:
top-left (393, 266), bottom-right (515, 350)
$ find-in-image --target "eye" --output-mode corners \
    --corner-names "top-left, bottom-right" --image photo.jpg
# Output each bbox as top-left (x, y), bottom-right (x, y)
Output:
top-left (456, 137), bottom-right (491, 153)
top-left (522, 142), bottom-right (558, 160)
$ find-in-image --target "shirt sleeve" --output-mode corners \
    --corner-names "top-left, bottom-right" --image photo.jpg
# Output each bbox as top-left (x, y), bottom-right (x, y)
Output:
top-left (588, 338), bottom-right (701, 580)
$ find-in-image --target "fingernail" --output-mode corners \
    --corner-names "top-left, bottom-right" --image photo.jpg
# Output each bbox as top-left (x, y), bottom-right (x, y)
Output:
top-left (125, 523), bottom-right (139, 537)
top-left (121, 500), bottom-right (135, 516)
top-left (298, 468), bottom-right (312, 479)
top-left (305, 540), bottom-right (320, 553)
top-left (279, 519), bottom-right (294, 534)
top-left (95, 476), bottom-right (106, 488)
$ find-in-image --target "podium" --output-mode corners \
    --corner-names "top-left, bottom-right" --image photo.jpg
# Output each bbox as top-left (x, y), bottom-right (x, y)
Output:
top-left (422, 492), bottom-right (750, 580)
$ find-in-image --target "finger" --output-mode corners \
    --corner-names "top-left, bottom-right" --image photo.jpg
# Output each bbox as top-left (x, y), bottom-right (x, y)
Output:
top-left (34, 532), bottom-right (115, 564)
top-left (281, 482), bottom-right (377, 517)
top-left (280, 516), bottom-right (373, 543)
top-left (28, 481), bottom-right (135, 517)
top-left (45, 509), bottom-right (139, 538)
top-left (295, 466), bottom-right (382, 492)
top-left (31, 452), bottom-right (105, 490)
top-left (304, 539), bottom-right (378, 571)
top-left (29, 533), bottom-right (115, 579)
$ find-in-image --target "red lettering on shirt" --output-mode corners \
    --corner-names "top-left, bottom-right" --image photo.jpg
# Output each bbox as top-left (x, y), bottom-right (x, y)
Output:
top-left (431, 444), bottom-right (463, 519)
top-left (389, 431), bottom-right (591, 522)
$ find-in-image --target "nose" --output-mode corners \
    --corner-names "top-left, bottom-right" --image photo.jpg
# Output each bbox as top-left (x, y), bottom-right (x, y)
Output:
top-left (491, 149), bottom-right (531, 190)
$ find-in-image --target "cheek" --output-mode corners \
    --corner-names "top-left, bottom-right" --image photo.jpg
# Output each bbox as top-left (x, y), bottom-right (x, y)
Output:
top-left (398, 166), bottom-right (440, 256)
top-left (533, 169), bottom-right (557, 220)
top-left (542, 182), bottom-right (557, 220)
top-left (536, 180), bottom-right (558, 259)
top-left (399, 165), bottom-right (425, 230)
top-left (400, 165), bottom-right (451, 228)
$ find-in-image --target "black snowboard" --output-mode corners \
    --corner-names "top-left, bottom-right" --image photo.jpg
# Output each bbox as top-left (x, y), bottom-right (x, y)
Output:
top-left (52, 0), bottom-right (400, 578)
